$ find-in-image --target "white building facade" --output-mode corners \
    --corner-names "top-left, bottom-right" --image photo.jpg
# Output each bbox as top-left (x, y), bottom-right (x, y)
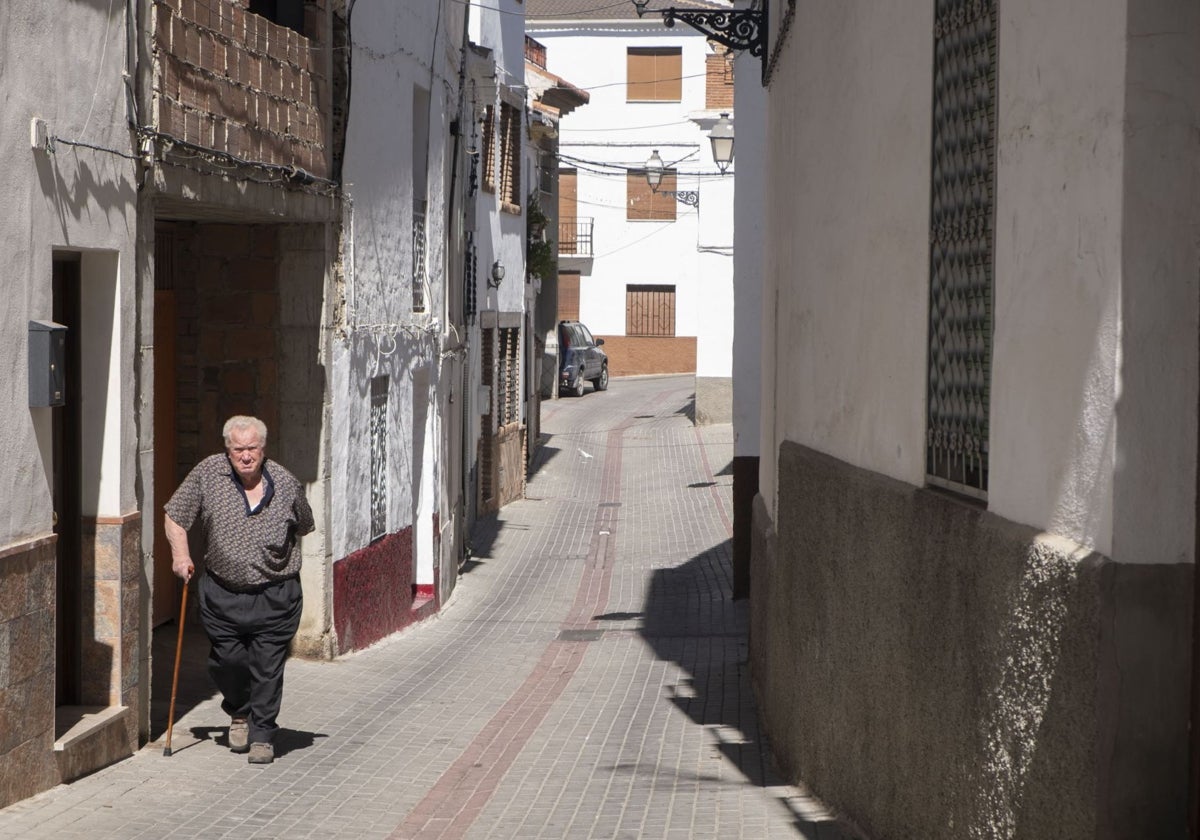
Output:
top-left (332, 0), bottom-right (468, 652)
top-left (750, 0), bottom-right (1200, 836)
top-left (464, 0), bottom-right (535, 517)
top-left (526, 1), bottom-right (736, 423)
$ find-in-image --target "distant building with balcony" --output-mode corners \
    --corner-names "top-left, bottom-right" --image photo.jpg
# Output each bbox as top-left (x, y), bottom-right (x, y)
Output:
top-left (525, 35), bottom-right (591, 399)
top-left (525, 0), bottom-right (735, 423)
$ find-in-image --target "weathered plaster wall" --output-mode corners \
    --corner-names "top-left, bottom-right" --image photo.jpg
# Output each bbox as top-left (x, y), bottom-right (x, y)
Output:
top-left (751, 444), bottom-right (1191, 840)
top-left (764, 1), bottom-right (931, 503)
top-left (336, 0), bottom-right (457, 557)
top-left (753, 0), bottom-right (1200, 836)
top-left (733, 49), bottom-right (764, 462)
top-left (1110, 0), bottom-right (1200, 566)
top-left (2, 0), bottom-right (140, 802)
top-left (764, 0), bottom-right (1199, 558)
top-left (329, 1), bottom-right (462, 652)
top-left (3, 0), bottom-right (139, 541)
top-left (987, 0), bottom-right (1127, 556)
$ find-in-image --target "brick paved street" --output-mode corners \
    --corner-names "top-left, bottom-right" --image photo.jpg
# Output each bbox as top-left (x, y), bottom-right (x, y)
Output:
top-left (0, 375), bottom-right (860, 840)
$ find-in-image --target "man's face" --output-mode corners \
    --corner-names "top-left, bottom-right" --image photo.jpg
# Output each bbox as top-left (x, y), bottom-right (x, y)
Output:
top-left (226, 427), bottom-right (265, 484)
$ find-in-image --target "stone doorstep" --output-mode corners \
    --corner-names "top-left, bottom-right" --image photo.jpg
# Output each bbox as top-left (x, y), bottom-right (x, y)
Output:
top-left (53, 705), bottom-right (133, 783)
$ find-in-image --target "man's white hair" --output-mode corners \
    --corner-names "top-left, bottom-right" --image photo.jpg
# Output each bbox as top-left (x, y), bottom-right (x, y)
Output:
top-left (222, 415), bottom-right (268, 448)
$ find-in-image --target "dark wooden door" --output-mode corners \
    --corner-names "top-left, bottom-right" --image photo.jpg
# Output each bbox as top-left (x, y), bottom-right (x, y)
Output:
top-left (153, 290), bottom-right (179, 626)
top-left (52, 257), bottom-right (82, 706)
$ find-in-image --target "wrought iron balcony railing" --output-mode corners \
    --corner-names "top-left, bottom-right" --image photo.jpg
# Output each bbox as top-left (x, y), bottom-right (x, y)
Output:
top-left (558, 217), bottom-right (593, 257)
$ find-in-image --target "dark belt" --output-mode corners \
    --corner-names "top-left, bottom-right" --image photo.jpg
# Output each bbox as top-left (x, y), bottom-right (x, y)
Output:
top-left (207, 570), bottom-right (299, 595)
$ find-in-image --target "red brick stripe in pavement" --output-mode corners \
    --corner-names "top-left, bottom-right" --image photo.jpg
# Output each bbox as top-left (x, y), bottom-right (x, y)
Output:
top-left (388, 408), bottom-right (634, 840)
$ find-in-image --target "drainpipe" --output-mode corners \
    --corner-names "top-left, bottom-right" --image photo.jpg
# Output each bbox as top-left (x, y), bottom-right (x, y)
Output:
top-left (446, 0), bottom-right (473, 562)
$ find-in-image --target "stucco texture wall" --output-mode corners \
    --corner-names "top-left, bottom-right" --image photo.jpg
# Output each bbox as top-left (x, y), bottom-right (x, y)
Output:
top-left (763, 2), bottom-right (931, 500)
top-left (751, 443), bottom-right (1191, 840)
top-left (3, 0), bottom-right (139, 540)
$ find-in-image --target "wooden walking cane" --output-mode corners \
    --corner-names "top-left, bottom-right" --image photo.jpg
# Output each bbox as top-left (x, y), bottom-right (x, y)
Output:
top-left (163, 579), bottom-right (189, 757)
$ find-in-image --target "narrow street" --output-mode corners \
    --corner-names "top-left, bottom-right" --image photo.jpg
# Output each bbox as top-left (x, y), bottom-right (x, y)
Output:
top-left (0, 375), bottom-right (855, 840)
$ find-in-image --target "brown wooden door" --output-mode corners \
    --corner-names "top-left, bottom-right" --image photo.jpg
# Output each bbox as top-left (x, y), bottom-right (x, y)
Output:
top-left (559, 170), bottom-right (578, 253)
top-left (557, 273), bottom-right (580, 323)
top-left (153, 291), bottom-right (178, 626)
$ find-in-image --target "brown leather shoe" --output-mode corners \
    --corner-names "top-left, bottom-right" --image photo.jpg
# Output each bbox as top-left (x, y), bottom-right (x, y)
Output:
top-left (228, 718), bottom-right (249, 753)
top-left (247, 742), bottom-right (274, 764)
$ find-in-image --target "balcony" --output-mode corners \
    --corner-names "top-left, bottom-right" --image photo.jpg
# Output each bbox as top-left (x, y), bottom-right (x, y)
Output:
top-left (525, 36), bottom-right (547, 70)
top-left (559, 217), bottom-right (593, 257)
top-left (558, 216), bottom-right (593, 274)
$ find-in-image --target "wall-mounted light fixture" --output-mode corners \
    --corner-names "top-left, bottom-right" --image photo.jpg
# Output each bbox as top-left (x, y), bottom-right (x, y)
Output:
top-left (489, 260), bottom-right (505, 287)
top-left (632, 0), bottom-right (769, 84)
top-left (644, 150), bottom-right (700, 208)
top-left (709, 112), bottom-right (734, 173)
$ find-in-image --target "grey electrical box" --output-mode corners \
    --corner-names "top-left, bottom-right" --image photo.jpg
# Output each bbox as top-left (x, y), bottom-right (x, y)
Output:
top-left (29, 320), bottom-right (67, 407)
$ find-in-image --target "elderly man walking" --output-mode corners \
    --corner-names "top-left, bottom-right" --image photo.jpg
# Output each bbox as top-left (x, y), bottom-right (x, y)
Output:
top-left (164, 415), bottom-right (314, 765)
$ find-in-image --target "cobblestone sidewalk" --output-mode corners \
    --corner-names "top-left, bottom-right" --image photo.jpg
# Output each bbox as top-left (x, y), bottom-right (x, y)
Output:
top-left (0, 374), bottom-right (861, 840)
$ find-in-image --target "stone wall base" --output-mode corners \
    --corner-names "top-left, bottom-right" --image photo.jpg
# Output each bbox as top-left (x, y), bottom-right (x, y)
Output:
top-left (750, 442), bottom-right (1191, 839)
top-left (695, 376), bottom-right (732, 425)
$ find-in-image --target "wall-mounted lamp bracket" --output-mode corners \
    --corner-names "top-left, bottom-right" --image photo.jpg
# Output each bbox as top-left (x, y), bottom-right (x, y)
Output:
top-left (657, 190), bottom-right (699, 208)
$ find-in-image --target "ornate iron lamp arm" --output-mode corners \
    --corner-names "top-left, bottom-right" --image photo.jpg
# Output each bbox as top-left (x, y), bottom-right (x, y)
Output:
top-left (658, 190), bottom-right (699, 208)
top-left (660, 5), bottom-right (767, 60)
top-left (633, 1), bottom-right (770, 83)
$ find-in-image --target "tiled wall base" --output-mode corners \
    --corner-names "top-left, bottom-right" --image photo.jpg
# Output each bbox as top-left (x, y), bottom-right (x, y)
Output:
top-left (0, 536), bottom-right (59, 809)
top-left (333, 528), bottom-right (439, 654)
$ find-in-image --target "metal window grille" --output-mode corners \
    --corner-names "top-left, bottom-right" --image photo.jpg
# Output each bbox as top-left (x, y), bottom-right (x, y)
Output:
top-left (412, 200), bottom-right (427, 313)
top-left (464, 231), bottom-right (477, 321)
top-left (369, 375), bottom-right (388, 540)
top-left (480, 327), bottom-right (496, 500)
top-left (626, 284), bottom-right (676, 336)
top-left (499, 327), bottom-right (520, 427)
top-left (926, 0), bottom-right (996, 499)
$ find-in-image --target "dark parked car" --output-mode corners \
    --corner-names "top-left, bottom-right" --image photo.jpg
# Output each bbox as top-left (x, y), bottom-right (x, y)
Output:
top-left (558, 320), bottom-right (608, 397)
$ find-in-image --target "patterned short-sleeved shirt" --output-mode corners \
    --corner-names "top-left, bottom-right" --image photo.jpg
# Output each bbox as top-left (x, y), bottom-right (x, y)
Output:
top-left (164, 454), bottom-right (314, 591)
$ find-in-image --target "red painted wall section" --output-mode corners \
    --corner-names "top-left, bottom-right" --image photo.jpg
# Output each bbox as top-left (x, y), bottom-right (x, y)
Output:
top-left (332, 526), bottom-right (439, 653)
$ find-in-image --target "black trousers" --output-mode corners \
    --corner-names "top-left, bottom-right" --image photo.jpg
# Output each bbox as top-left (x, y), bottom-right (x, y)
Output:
top-left (198, 573), bottom-right (303, 745)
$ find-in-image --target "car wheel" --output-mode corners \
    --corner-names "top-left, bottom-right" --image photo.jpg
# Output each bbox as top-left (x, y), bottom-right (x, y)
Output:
top-left (591, 365), bottom-right (608, 391)
top-left (572, 376), bottom-right (586, 397)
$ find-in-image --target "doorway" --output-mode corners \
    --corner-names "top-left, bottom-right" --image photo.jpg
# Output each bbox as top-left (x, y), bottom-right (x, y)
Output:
top-left (52, 257), bottom-right (82, 707)
top-left (153, 228), bottom-right (179, 626)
